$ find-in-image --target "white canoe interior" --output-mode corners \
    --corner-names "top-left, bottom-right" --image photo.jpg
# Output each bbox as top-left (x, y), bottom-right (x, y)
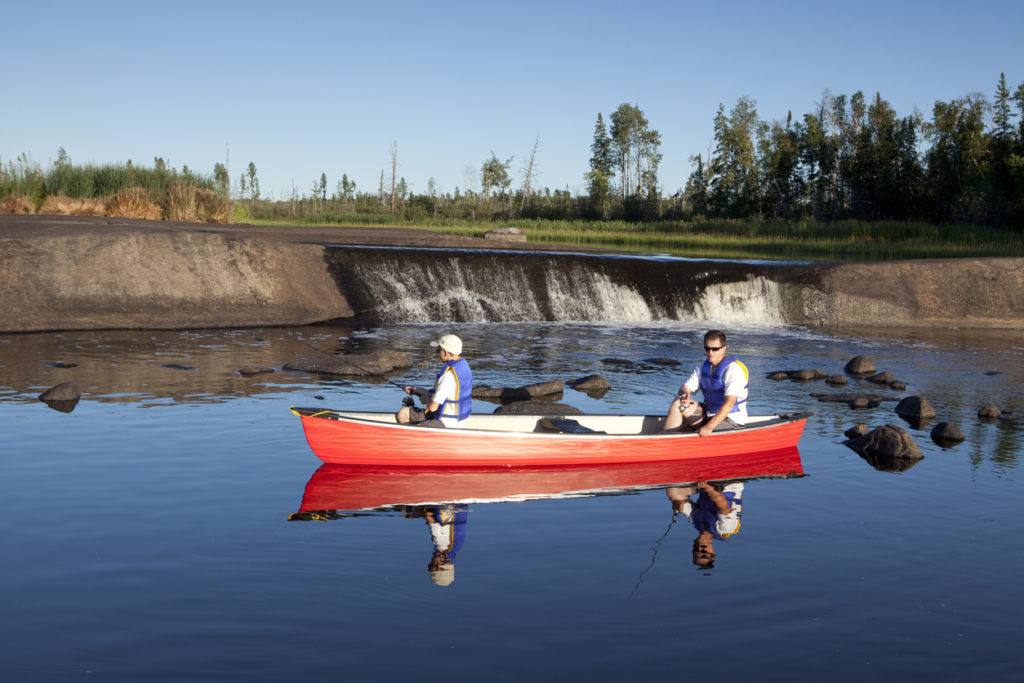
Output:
top-left (299, 409), bottom-right (800, 436)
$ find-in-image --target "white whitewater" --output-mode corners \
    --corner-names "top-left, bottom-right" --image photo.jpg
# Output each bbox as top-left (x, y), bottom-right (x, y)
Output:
top-left (341, 251), bottom-right (790, 325)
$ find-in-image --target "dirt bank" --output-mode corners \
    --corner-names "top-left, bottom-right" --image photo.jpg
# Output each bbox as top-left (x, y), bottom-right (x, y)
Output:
top-left (2, 214), bottom-right (1022, 332)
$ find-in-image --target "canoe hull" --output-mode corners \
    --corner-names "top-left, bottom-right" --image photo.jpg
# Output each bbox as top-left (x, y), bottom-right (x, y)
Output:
top-left (292, 408), bottom-right (810, 467)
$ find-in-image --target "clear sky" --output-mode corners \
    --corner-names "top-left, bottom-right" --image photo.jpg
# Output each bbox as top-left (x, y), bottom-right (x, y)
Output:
top-left (4, 0), bottom-right (1021, 201)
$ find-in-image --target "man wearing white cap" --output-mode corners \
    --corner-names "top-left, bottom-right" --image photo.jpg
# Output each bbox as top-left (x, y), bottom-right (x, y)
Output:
top-left (396, 334), bottom-right (473, 428)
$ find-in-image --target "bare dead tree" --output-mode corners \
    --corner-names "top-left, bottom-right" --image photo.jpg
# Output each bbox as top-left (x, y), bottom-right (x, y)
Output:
top-left (389, 141), bottom-right (398, 212)
top-left (520, 134), bottom-right (540, 214)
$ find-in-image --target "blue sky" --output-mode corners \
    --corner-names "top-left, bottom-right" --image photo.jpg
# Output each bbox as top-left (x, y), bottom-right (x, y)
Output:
top-left (4, 0), bottom-right (1021, 201)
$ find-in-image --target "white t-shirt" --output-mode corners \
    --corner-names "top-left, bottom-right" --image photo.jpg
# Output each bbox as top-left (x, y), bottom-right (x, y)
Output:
top-left (681, 360), bottom-right (749, 424)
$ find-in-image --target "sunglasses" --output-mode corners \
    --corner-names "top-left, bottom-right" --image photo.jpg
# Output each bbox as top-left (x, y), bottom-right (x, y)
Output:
top-left (703, 345), bottom-right (724, 352)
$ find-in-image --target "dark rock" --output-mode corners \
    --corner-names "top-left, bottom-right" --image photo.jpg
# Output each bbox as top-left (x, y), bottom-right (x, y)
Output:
top-left (284, 349), bottom-right (411, 376)
top-left (39, 382), bottom-right (81, 402)
top-left (521, 380), bottom-right (564, 397)
top-left (844, 423), bottom-right (870, 438)
top-left (473, 385), bottom-right (529, 400)
top-left (825, 375), bottom-right (848, 386)
top-left (895, 395), bottom-right (936, 419)
top-left (845, 355), bottom-right (876, 375)
top-left (568, 374), bottom-right (611, 391)
top-left (846, 423), bottom-right (924, 464)
top-left (888, 381), bottom-right (906, 390)
top-left (767, 371), bottom-right (790, 380)
top-left (46, 361), bottom-right (78, 368)
top-left (930, 422), bottom-right (965, 446)
top-left (483, 226), bottom-right (526, 242)
top-left (866, 371), bottom-right (896, 385)
top-left (162, 363), bottom-right (197, 370)
top-left (806, 393), bottom-right (888, 409)
top-left (600, 358), bottom-right (635, 366)
top-left (39, 382), bottom-right (81, 413)
top-left (492, 400), bottom-right (583, 415)
top-left (790, 369), bottom-right (826, 380)
top-left (238, 366), bottom-right (275, 376)
top-left (473, 381), bottom-right (563, 401)
top-left (983, 370), bottom-right (1002, 376)
top-left (645, 357), bottom-right (681, 366)
top-left (978, 404), bottom-right (1002, 419)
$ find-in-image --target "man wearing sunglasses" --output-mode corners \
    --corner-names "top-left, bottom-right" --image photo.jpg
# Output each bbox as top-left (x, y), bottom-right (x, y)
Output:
top-left (663, 330), bottom-right (749, 436)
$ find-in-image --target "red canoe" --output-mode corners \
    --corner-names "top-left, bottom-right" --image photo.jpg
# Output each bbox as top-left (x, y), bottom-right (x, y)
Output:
top-left (290, 407), bottom-right (811, 467)
top-left (295, 447), bottom-right (805, 512)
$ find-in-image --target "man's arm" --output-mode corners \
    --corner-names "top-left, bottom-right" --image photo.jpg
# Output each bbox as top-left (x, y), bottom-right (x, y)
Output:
top-left (697, 395), bottom-right (737, 436)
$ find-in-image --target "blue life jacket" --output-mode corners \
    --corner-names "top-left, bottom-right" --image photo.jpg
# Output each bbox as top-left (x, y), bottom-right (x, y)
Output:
top-left (690, 490), bottom-right (742, 540)
top-left (699, 355), bottom-right (748, 414)
top-left (432, 357), bottom-right (473, 421)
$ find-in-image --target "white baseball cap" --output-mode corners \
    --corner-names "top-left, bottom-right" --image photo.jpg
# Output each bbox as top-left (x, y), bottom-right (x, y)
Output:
top-left (431, 334), bottom-right (463, 356)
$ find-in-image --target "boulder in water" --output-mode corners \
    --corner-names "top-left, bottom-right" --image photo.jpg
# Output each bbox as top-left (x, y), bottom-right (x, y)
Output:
top-left (493, 400), bottom-right (583, 415)
top-left (845, 356), bottom-right (876, 375)
top-left (930, 422), bottom-right (965, 446)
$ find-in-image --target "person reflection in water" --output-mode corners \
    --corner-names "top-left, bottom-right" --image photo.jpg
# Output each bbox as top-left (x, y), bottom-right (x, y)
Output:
top-left (404, 504), bottom-right (469, 587)
top-left (666, 481), bottom-right (743, 568)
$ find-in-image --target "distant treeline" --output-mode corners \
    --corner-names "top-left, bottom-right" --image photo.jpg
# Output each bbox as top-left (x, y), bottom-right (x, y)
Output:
top-left (3, 73), bottom-right (1022, 229)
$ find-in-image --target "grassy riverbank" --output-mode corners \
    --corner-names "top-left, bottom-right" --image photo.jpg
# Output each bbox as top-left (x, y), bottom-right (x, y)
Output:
top-left (248, 214), bottom-right (1024, 261)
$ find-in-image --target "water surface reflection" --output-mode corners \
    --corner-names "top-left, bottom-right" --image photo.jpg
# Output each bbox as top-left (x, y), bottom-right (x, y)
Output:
top-left (289, 449), bottom-right (804, 584)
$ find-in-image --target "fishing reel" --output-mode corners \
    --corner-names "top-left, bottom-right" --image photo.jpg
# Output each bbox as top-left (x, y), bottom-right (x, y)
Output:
top-left (402, 396), bottom-right (415, 407)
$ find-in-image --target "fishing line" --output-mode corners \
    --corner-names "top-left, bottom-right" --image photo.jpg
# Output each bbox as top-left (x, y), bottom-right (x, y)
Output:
top-left (627, 510), bottom-right (680, 599)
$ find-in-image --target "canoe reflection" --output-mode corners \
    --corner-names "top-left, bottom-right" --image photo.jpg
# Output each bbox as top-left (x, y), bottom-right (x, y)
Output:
top-left (290, 448), bottom-right (804, 585)
top-left (291, 447), bottom-right (804, 513)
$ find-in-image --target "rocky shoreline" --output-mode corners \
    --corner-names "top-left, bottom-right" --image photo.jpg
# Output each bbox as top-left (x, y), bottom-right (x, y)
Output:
top-left (2, 214), bottom-right (1023, 332)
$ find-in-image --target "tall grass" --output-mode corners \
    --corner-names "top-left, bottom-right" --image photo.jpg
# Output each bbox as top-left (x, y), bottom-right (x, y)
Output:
top-left (1, 153), bottom-right (228, 222)
top-left (253, 213), bottom-right (1024, 262)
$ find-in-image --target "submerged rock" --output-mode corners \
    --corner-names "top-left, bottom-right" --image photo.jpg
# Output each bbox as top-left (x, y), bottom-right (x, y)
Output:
top-left (845, 423), bottom-right (923, 465)
top-left (930, 422), bottom-right (965, 446)
top-left (568, 374), bottom-right (611, 391)
top-left (284, 349), bottom-right (411, 376)
top-left (844, 423), bottom-right (870, 438)
top-left (38, 381), bottom-right (81, 413)
top-left (492, 400), bottom-right (583, 415)
top-left (895, 395), bottom-right (936, 419)
top-left (473, 380), bottom-right (564, 402)
top-left (866, 371), bottom-right (896, 385)
top-left (845, 356), bottom-right (876, 375)
top-left (39, 382), bottom-right (81, 402)
top-left (978, 404), bottom-right (1002, 419)
top-left (600, 357), bottom-right (635, 366)
top-left (825, 375), bottom-right (848, 386)
top-left (810, 392), bottom-right (890, 409)
top-left (238, 366), bottom-right (276, 376)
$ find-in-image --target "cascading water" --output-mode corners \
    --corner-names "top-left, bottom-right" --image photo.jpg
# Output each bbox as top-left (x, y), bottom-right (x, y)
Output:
top-left (326, 246), bottom-right (806, 325)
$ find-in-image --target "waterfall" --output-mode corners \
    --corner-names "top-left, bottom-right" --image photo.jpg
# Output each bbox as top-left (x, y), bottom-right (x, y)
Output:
top-left (327, 247), bottom-right (799, 325)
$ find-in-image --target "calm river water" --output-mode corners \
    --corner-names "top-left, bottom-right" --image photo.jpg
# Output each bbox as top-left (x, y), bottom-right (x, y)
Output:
top-left (2, 322), bottom-right (1023, 681)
